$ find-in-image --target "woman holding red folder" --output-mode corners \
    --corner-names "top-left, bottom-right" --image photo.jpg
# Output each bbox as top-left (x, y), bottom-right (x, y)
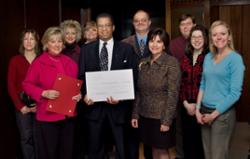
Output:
top-left (22, 26), bottom-right (81, 159)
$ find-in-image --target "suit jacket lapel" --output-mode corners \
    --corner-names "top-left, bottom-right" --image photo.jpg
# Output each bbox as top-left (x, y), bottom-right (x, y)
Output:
top-left (95, 41), bottom-right (101, 71)
top-left (134, 35), bottom-right (141, 56)
top-left (111, 41), bottom-right (119, 70)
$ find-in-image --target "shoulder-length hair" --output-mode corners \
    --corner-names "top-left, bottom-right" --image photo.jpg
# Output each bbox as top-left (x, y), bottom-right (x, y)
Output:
top-left (19, 29), bottom-right (40, 55)
top-left (41, 27), bottom-right (63, 51)
top-left (209, 20), bottom-right (234, 54)
top-left (185, 24), bottom-right (209, 59)
top-left (60, 19), bottom-right (82, 43)
top-left (147, 27), bottom-right (170, 53)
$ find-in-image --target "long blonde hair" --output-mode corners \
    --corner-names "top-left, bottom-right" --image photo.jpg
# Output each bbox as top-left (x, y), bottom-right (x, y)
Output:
top-left (209, 20), bottom-right (235, 54)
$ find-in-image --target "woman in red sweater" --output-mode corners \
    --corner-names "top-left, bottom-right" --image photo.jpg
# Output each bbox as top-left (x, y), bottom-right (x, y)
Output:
top-left (7, 29), bottom-right (40, 159)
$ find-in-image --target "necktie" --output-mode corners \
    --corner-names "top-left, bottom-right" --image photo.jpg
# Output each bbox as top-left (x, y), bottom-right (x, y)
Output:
top-left (139, 39), bottom-right (145, 56)
top-left (99, 42), bottom-right (108, 71)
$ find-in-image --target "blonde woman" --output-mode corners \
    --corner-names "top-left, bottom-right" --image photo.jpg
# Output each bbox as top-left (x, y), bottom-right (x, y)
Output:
top-left (60, 19), bottom-right (82, 63)
top-left (23, 27), bottom-right (81, 159)
top-left (195, 20), bottom-right (245, 159)
top-left (82, 21), bottom-right (98, 44)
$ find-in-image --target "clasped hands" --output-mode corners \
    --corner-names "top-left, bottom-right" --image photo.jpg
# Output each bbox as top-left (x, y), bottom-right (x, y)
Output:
top-left (42, 90), bottom-right (82, 102)
top-left (195, 109), bottom-right (220, 125)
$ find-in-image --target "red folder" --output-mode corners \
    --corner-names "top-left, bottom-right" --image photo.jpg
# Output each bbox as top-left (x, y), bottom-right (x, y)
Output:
top-left (47, 74), bottom-right (83, 116)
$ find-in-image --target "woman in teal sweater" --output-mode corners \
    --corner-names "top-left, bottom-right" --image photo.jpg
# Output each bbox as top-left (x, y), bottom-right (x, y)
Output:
top-left (195, 20), bottom-right (245, 159)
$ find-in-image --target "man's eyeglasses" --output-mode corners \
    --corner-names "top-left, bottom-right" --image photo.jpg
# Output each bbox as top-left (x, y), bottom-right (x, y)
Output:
top-left (191, 35), bottom-right (203, 40)
top-left (97, 24), bottom-right (112, 29)
top-left (133, 19), bottom-right (148, 24)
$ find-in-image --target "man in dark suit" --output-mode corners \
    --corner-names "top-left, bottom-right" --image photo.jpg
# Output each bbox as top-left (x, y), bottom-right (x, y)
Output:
top-left (79, 13), bottom-right (137, 159)
top-left (122, 10), bottom-right (153, 159)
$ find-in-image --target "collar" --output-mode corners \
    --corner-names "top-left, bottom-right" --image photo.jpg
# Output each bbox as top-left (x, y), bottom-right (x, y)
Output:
top-left (64, 43), bottom-right (77, 50)
top-left (144, 52), bottom-right (168, 66)
top-left (99, 38), bottom-right (114, 46)
top-left (136, 34), bottom-right (147, 43)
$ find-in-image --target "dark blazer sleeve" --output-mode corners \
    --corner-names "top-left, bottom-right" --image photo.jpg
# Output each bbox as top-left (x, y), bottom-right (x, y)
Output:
top-left (109, 41), bottom-right (139, 123)
top-left (78, 45), bottom-right (87, 95)
top-left (78, 41), bottom-right (100, 95)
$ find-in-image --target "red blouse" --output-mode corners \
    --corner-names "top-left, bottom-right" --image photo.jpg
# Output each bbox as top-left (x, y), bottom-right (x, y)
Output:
top-left (7, 55), bottom-right (31, 110)
top-left (179, 53), bottom-right (205, 103)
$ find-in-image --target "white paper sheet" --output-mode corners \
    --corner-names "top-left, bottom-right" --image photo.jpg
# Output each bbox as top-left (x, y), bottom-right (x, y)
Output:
top-left (86, 69), bottom-right (135, 102)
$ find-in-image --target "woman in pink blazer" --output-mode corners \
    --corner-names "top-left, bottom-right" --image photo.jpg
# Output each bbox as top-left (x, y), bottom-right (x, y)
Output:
top-left (23, 26), bottom-right (81, 159)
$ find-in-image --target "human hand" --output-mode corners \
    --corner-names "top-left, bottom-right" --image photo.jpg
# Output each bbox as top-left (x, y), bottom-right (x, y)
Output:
top-left (131, 119), bottom-right (138, 128)
top-left (29, 106), bottom-right (37, 113)
top-left (42, 90), bottom-right (60, 99)
top-left (84, 95), bottom-right (94, 106)
top-left (202, 110), bottom-right (219, 125)
top-left (72, 93), bottom-right (82, 102)
top-left (106, 96), bottom-right (119, 105)
top-left (195, 109), bottom-right (204, 125)
top-left (160, 124), bottom-right (170, 132)
top-left (184, 101), bottom-right (196, 116)
top-left (20, 106), bottom-right (31, 114)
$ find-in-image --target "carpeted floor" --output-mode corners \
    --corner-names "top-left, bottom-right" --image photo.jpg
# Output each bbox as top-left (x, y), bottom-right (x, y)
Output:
top-left (229, 122), bottom-right (250, 159)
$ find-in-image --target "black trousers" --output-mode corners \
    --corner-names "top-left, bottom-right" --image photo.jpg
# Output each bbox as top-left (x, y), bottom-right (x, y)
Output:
top-left (124, 123), bottom-right (139, 159)
top-left (86, 110), bottom-right (125, 159)
top-left (181, 106), bottom-right (204, 159)
top-left (35, 118), bottom-right (75, 159)
top-left (74, 107), bottom-right (88, 159)
top-left (15, 111), bottom-right (36, 159)
top-left (123, 122), bottom-right (153, 159)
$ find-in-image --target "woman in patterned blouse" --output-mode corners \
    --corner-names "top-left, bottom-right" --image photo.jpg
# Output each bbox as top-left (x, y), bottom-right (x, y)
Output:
top-left (131, 28), bottom-right (181, 159)
top-left (179, 25), bottom-right (209, 159)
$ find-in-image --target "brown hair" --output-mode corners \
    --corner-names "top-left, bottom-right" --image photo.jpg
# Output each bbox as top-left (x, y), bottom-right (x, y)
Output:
top-left (179, 14), bottom-right (196, 24)
top-left (185, 25), bottom-right (209, 58)
top-left (19, 29), bottom-right (40, 55)
top-left (147, 28), bottom-right (170, 52)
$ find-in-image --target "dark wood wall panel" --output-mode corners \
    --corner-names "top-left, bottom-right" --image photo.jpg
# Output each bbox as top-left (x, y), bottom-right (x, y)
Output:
top-left (219, 6), bottom-right (243, 53)
top-left (26, 0), bottom-right (60, 36)
top-left (62, 7), bottom-right (81, 22)
top-left (240, 5), bottom-right (250, 121)
top-left (0, 1), bottom-right (59, 158)
top-left (0, 1), bottom-right (25, 158)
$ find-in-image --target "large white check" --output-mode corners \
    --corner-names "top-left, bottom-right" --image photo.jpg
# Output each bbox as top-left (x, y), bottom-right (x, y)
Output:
top-left (86, 69), bottom-right (135, 102)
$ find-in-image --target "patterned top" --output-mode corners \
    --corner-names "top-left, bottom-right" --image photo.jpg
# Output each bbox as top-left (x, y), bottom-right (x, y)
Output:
top-left (179, 53), bottom-right (206, 103)
top-left (132, 53), bottom-right (181, 125)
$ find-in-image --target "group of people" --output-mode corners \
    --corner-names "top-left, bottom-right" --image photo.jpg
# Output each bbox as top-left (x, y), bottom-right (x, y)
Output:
top-left (7, 9), bottom-right (245, 159)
